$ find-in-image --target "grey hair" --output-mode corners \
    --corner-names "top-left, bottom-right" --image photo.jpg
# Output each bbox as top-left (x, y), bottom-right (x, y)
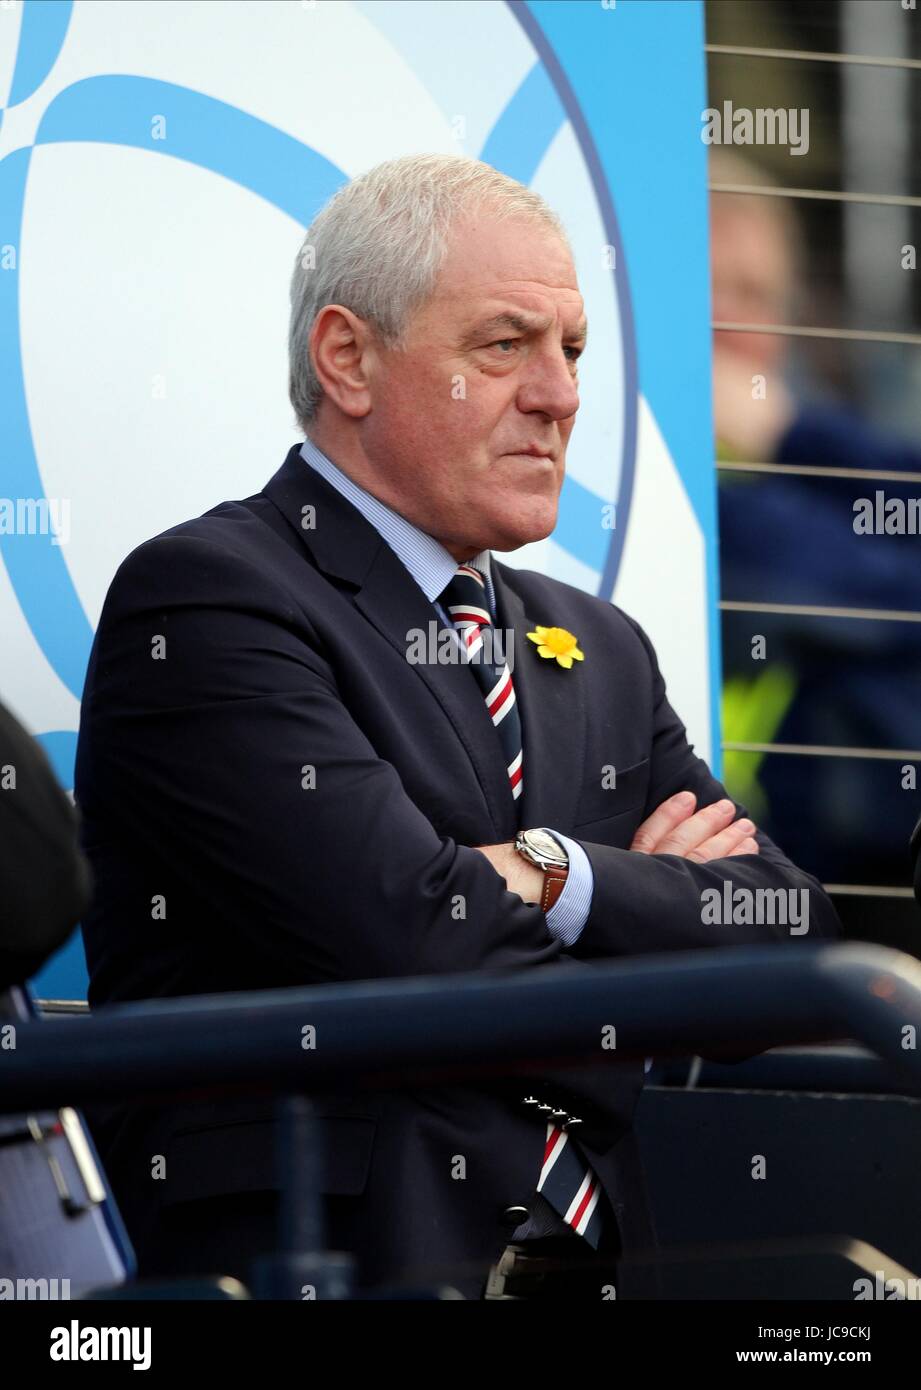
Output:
top-left (287, 153), bottom-right (569, 431)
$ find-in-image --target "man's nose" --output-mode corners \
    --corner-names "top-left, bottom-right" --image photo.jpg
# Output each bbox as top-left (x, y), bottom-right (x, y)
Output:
top-left (517, 347), bottom-right (580, 421)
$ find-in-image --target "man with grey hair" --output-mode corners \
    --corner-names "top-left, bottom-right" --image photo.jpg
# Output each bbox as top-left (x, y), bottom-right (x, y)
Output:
top-left (77, 153), bottom-right (839, 1301)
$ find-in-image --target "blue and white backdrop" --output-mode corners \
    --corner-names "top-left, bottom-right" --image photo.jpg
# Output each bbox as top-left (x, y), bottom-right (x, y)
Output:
top-left (0, 0), bottom-right (718, 997)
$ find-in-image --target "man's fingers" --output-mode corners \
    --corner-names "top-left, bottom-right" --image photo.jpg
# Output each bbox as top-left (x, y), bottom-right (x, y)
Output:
top-left (655, 799), bottom-right (738, 857)
top-left (630, 794), bottom-right (759, 863)
top-left (630, 791), bottom-right (697, 854)
top-left (684, 820), bottom-right (757, 863)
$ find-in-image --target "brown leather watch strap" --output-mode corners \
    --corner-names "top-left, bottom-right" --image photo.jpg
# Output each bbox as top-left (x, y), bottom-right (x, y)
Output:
top-left (540, 864), bottom-right (568, 914)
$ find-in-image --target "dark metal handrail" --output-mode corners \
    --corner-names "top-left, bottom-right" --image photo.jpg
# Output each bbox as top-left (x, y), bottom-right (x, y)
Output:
top-left (3, 943), bottom-right (921, 1114)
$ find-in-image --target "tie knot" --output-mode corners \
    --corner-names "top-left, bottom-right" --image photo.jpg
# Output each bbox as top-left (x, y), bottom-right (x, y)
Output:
top-left (440, 564), bottom-right (493, 629)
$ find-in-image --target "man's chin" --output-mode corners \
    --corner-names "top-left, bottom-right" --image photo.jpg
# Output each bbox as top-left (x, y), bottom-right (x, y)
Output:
top-left (485, 519), bottom-right (557, 554)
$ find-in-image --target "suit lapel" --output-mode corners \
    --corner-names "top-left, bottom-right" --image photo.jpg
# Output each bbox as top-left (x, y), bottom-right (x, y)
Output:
top-left (492, 561), bottom-right (586, 834)
top-left (263, 446), bottom-right (518, 838)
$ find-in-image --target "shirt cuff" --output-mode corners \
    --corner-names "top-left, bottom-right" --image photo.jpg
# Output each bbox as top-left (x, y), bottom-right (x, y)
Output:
top-left (536, 828), bottom-right (594, 947)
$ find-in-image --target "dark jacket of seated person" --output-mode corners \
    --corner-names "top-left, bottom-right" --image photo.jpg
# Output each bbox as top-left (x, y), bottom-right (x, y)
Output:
top-left (0, 699), bottom-right (91, 991)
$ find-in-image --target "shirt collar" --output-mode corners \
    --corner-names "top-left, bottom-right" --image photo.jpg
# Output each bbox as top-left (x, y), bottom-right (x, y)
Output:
top-left (299, 437), bottom-right (494, 609)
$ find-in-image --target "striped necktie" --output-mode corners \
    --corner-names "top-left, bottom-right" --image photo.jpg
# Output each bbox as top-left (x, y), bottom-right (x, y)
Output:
top-left (439, 563), bottom-right (606, 1250)
top-left (439, 563), bottom-right (523, 803)
top-left (533, 1119), bottom-right (605, 1247)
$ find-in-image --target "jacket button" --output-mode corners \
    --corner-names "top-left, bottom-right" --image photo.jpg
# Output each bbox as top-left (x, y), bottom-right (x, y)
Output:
top-left (501, 1205), bottom-right (530, 1228)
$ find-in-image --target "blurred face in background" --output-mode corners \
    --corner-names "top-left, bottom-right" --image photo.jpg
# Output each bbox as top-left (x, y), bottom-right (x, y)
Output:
top-left (709, 190), bottom-right (799, 460)
top-left (710, 192), bottom-right (794, 374)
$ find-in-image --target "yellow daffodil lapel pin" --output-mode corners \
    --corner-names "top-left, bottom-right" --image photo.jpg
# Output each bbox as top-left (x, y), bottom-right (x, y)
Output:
top-left (526, 624), bottom-right (584, 670)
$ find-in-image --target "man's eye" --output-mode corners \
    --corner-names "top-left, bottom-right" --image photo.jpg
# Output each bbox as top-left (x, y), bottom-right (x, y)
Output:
top-left (490, 339), bottom-right (517, 353)
top-left (564, 346), bottom-right (583, 362)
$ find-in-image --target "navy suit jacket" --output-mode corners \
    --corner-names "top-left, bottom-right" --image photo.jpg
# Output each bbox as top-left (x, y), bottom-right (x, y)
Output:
top-left (77, 442), bottom-right (840, 1297)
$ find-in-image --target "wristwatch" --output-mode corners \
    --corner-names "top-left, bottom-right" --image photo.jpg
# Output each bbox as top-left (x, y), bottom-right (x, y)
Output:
top-left (514, 828), bottom-right (570, 913)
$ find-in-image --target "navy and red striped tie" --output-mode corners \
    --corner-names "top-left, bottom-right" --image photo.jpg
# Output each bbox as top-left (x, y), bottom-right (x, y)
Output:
top-left (439, 563), bottom-right (523, 803)
top-left (535, 1120), bottom-right (605, 1247)
top-left (439, 563), bottom-right (605, 1249)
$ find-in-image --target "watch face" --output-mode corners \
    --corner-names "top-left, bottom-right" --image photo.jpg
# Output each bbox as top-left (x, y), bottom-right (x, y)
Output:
top-left (522, 829), bottom-right (568, 867)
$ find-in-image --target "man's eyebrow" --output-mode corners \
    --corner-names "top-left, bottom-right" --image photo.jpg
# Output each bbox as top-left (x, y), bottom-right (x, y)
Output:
top-left (463, 312), bottom-right (589, 346)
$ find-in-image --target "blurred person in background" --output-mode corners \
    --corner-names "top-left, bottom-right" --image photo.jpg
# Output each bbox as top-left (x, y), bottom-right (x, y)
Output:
top-left (710, 148), bottom-right (921, 898)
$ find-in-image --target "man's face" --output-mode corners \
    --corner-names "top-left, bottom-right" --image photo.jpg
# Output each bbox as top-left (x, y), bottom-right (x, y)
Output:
top-left (709, 195), bottom-right (791, 373)
top-left (357, 211), bottom-right (585, 559)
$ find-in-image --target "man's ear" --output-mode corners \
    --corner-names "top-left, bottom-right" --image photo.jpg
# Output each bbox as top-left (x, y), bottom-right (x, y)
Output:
top-left (309, 304), bottom-right (377, 419)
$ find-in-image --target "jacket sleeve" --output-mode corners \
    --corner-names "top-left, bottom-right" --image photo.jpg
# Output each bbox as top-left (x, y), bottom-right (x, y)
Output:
top-left (567, 615), bottom-right (842, 960)
top-left (76, 534), bottom-right (565, 984)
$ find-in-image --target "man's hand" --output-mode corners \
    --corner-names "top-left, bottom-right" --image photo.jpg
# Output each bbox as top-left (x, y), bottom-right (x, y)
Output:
top-left (630, 791), bottom-right (759, 862)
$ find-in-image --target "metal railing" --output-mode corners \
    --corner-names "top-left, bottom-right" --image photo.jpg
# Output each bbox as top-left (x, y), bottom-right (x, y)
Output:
top-left (6, 941), bottom-right (921, 1297)
top-left (3, 943), bottom-right (921, 1115)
